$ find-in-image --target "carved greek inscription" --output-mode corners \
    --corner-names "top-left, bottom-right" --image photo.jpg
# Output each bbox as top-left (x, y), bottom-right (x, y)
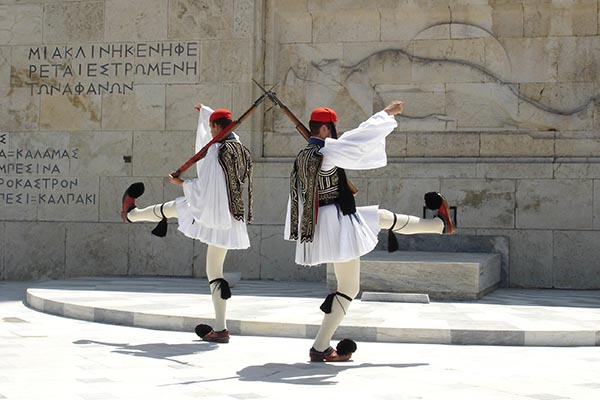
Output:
top-left (0, 132), bottom-right (95, 207)
top-left (25, 42), bottom-right (199, 96)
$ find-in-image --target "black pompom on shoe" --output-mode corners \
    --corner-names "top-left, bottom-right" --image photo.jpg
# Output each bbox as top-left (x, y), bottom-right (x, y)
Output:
top-left (424, 192), bottom-right (443, 210)
top-left (121, 182), bottom-right (145, 222)
top-left (194, 324), bottom-right (213, 338)
top-left (336, 338), bottom-right (357, 356)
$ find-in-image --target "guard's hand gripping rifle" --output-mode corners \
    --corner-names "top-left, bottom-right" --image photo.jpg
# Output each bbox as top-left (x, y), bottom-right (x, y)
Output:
top-left (252, 79), bottom-right (358, 194)
top-left (170, 93), bottom-right (269, 178)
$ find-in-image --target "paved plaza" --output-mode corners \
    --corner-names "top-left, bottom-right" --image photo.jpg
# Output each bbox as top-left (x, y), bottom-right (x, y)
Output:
top-left (1, 279), bottom-right (600, 399)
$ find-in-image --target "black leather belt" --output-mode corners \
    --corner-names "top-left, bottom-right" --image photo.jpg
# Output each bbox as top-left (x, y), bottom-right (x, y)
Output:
top-left (318, 198), bottom-right (339, 207)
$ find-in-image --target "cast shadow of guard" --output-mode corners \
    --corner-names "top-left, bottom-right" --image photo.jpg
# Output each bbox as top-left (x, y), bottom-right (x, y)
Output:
top-left (169, 362), bottom-right (428, 386)
top-left (236, 362), bottom-right (428, 385)
top-left (73, 339), bottom-right (217, 365)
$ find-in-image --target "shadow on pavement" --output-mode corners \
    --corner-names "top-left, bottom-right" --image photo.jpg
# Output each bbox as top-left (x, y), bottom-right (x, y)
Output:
top-left (236, 362), bottom-right (428, 385)
top-left (73, 339), bottom-right (217, 365)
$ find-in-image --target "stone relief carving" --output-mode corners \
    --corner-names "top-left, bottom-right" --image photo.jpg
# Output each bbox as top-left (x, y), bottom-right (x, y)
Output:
top-left (277, 23), bottom-right (597, 132)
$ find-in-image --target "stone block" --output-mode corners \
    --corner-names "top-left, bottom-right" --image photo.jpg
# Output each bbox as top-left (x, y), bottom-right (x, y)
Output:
top-left (105, 0), bottom-right (167, 41)
top-left (312, 9), bottom-right (379, 43)
top-left (263, 132), bottom-right (308, 158)
top-left (129, 41), bottom-right (200, 85)
top-left (381, 2), bottom-right (451, 41)
top-left (102, 85), bottom-right (165, 130)
top-left (0, 222), bottom-right (4, 279)
top-left (259, 224), bottom-right (324, 281)
top-left (556, 135), bottom-right (600, 157)
top-left (482, 37), bottom-right (513, 80)
top-left (3, 130), bottom-right (71, 173)
top-left (556, 36), bottom-right (600, 82)
top-left (69, 131), bottom-right (131, 177)
top-left (0, 87), bottom-right (38, 131)
top-left (128, 224), bottom-right (193, 276)
top-left (595, 181), bottom-right (600, 230)
top-left (553, 231), bottom-right (600, 289)
top-left (480, 132), bottom-right (554, 157)
top-left (327, 250), bottom-right (501, 300)
top-left (517, 83), bottom-right (594, 132)
top-left (449, 3), bottom-right (493, 34)
top-left (0, 46), bottom-right (10, 87)
top-left (40, 94), bottom-right (101, 131)
top-left (43, 2), bottom-right (104, 43)
top-left (375, 232), bottom-right (510, 286)
top-left (168, 0), bottom-right (233, 40)
top-left (340, 45), bottom-right (415, 87)
top-left (361, 292), bottom-right (430, 303)
top-left (165, 84), bottom-right (232, 131)
top-left (233, 0), bottom-right (255, 38)
top-left (4, 222), bottom-right (66, 280)
top-left (477, 162), bottom-right (553, 180)
top-left (376, 84), bottom-right (449, 132)
top-left (442, 178), bottom-right (515, 229)
top-left (131, 131), bottom-right (193, 177)
top-left (407, 132), bottom-right (480, 157)
top-left (65, 222), bottom-right (129, 277)
top-left (192, 240), bottom-right (208, 278)
top-left (0, 4), bottom-right (42, 45)
top-left (516, 179), bottom-right (592, 230)
top-left (272, 10), bottom-right (312, 44)
top-left (501, 37), bottom-right (559, 83)
top-left (252, 177), bottom-right (290, 225)
top-left (366, 178), bottom-right (440, 219)
top-left (412, 39), bottom-right (488, 84)
top-left (446, 83), bottom-right (519, 129)
top-left (98, 177), bottom-right (164, 222)
top-left (479, 228), bottom-right (553, 288)
top-left (201, 40), bottom-right (254, 83)
top-left (222, 224), bottom-right (261, 279)
top-left (523, 0), bottom-right (597, 37)
top-left (274, 44), bottom-right (343, 88)
top-left (490, 1), bottom-right (523, 38)
top-left (37, 177), bottom-right (100, 222)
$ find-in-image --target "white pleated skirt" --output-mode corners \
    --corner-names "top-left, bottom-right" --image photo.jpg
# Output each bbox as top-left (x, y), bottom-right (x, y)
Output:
top-left (286, 204), bottom-right (381, 266)
top-left (175, 196), bottom-right (250, 250)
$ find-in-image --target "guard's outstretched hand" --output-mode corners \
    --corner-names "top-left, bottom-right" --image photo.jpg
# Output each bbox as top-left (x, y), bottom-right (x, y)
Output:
top-left (168, 174), bottom-right (184, 187)
top-left (193, 103), bottom-right (203, 112)
top-left (384, 100), bottom-right (403, 116)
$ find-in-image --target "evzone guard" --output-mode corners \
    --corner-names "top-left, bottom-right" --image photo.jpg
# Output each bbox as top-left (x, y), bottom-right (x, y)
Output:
top-left (283, 101), bottom-right (455, 362)
top-left (121, 103), bottom-right (257, 344)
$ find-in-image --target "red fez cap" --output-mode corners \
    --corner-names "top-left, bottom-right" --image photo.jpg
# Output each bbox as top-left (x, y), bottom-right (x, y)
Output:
top-left (310, 107), bottom-right (338, 123)
top-left (209, 109), bottom-right (233, 123)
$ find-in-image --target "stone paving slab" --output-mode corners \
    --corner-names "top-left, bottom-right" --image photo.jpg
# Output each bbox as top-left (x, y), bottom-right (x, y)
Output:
top-left (25, 277), bottom-right (600, 347)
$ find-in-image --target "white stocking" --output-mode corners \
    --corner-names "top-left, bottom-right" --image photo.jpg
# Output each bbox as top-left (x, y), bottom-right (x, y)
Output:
top-left (312, 258), bottom-right (360, 352)
top-left (378, 209), bottom-right (443, 235)
top-left (206, 245), bottom-right (228, 332)
top-left (127, 200), bottom-right (178, 222)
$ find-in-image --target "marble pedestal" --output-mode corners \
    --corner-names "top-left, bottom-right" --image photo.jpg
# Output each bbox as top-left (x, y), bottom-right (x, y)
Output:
top-left (327, 250), bottom-right (502, 300)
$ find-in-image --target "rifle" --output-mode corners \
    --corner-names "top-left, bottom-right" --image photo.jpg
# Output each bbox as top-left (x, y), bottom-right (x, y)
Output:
top-left (170, 93), bottom-right (269, 178)
top-left (252, 79), bottom-right (358, 194)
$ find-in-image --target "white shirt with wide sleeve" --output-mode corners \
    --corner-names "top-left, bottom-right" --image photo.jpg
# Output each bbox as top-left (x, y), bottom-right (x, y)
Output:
top-left (284, 110), bottom-right (398, 265)
top-left (175, 105), bottom-right (250, 249)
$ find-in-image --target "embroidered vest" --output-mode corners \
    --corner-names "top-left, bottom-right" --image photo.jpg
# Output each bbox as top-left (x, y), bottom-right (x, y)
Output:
top-left (289, 140), bottom-right (356, 243)
top-left (217, 138), bottom-right (253, 223)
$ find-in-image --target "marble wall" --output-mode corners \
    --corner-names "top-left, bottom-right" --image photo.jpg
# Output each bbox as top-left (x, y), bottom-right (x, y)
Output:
top-left (1, 0), bottom-right (600, 288)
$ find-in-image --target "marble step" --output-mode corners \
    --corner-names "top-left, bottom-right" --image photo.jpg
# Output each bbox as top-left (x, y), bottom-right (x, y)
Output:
top-left (328, 250), bottom-right (502, 300)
